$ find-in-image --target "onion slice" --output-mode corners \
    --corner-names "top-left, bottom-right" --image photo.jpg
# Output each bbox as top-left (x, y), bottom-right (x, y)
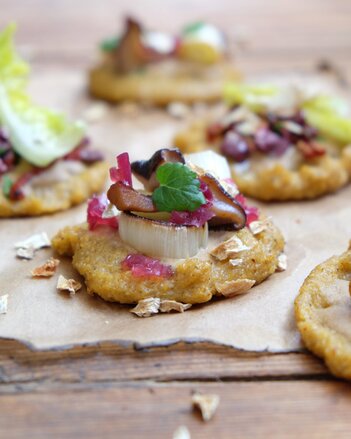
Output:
top-left (119, 212), bottom-right (208, 259)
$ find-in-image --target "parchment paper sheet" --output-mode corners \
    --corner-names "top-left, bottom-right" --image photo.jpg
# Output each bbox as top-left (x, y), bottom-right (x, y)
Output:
top-left (0, 70), bottom-right (350, 351)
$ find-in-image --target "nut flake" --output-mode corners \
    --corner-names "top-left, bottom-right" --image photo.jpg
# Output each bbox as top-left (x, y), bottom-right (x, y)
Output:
top-left (56, 275), bottom-right (82, 295)
top-left (131, 298), bottom-right (192, 317)
top-left (0, 295), bottom-right (8, 314)
top-left (192, 393), bottom-right (220, 421)
top-left (82, 102), bottom-right (108, 123)
top-left (276, 253), bottom-right (288, 272)
top-left (167, 102), bottom-right (190, 119)
top-left (31, 258), bottom-right (60, 278)
top-left (249, 218), bottom-right (270, 235)
top-left (159, 300), bottom-right (192, 313)
top-left (173, 426), bottom-right (191, 439)
top-left (15, 232), bottom-right (51, 259)
top-left (216, 278), bottom-right (255, 297)
top-left (210, 235), bottom-right (251, 261)
top-left (229, 258), bottom-right (243, 267)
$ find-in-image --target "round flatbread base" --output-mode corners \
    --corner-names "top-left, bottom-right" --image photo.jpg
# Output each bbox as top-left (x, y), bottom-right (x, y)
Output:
top-left (0, 161), bottom-right (108, 217)
top-left (52, 216), bottom-right (284, 305)
top-left (295, 249), bottom-right (351, 380)
top-left (174, 120), bottom-right (351, 201)
top-left (89, 62), bottom-right (241, 105)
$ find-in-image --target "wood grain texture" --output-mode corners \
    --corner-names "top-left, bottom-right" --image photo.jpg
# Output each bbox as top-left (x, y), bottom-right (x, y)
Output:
top-left (1, 381), bottom-right (351, 439)
top-left (1, 0), bottom-right (351, 437)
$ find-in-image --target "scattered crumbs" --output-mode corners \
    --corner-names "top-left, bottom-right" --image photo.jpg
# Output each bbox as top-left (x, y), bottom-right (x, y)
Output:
top-left (118, 101), bottom-right (140, 117)
top-left (130, 298), bottom-right (161, 318)
top-left (31, 258), bottom-right (60, 278)
top-left (210, 235), bottom-right (251, 261)
top-left (105, 320), bottom-right (110, 324)
top-left (15, 232), bottom-right (51, 260)
top-left (276, 253), bottom-right (288, 272)
top-left (167, 102), bottom-right (190, 119)
top-left (249, 218), bottom-right (270, 235)
top-left (56, 275), bottom-right (82, 295)
top-left (229, 258), bottom-right (243, 267)
top-left (0, 295), bottom-right (8, 315)
top-left (16, 247), bottom-right (35, 260)
top-left (82, 102), bottom-right (108, 123)
top-left (131, 298), bottom-right (192, 318)
top-left (159, 300), bottom-right (192, 313)
top-left (192, 393), bottom-right (220, 421)
top-left (173, 426), bottom-right (191, 439)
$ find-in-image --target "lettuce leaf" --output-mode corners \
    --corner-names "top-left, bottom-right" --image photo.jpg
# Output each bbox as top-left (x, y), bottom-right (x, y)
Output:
top-left (224, 82), bottom-right (351, 145)
top-left (0, 24), bottom-right (85, 167)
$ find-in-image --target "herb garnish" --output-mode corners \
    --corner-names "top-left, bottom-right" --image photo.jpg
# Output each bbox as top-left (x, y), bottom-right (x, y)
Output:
top-left (152, 163), bottom-right (205, 212)
top-left (2, 174), bottom-right (13, 197)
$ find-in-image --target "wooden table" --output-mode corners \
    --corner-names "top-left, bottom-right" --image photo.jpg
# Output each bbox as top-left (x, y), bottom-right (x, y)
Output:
top-left (1, 0), bottom-right (351, 437)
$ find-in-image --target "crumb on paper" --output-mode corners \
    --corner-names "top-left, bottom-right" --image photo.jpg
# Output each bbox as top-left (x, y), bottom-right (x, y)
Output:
top-left (173, 426), bottom-right (191, 439)
top-left (159, 300), bottom-right (192, 313)
top-left (210, 235), bottom-right (251, 261)
top-left (82, 102), bottom-right (108, 123)
top-left (15, 232), bottom-right (51, 260)
top-left (216, 278), bottom-right (255, 297)
top-left (118, 101), bottom-right (140, 117)
top-left (167, 102), bottom-right (190, 119)
top-left (192, 393), bottom-right (220, 421)
top-left (16, 247), bottom-right (35, 260)
top-left (56, 275), bottom-right (82, 295)
top-left (276, 253), bottom-right (288, 272)
top-left (130, 298), bottom-right (192, 318)
top-left (31, 258), bottom-right (60, 278)
top-left (0, 295), bottom-right (8, 315)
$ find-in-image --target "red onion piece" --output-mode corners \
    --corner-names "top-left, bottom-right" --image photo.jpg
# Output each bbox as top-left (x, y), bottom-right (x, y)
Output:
top-left (121, 253), bottom-right (174, 279)
top-left (87, 194), bottom-right (119, 230)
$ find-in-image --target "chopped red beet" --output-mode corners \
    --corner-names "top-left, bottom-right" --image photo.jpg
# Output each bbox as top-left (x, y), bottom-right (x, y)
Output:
top-left (87, 194), bottom-right (119, 230)
top-left (121, 253), bottom-right (174, 279)
top-left (235, 193), bottom-right (259, 226)
top-left (110, 152), bottom-right (133, 186)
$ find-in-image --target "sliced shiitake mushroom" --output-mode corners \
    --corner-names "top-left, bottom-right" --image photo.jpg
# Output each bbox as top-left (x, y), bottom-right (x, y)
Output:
top-left (107, 181), bottom-right (156, 212)
top-left (110, 18), bottom-right (167, 74)
top-left (131, 148), bottom-right (185, 191)
top-left (201, 173), bottom-right (246, 230)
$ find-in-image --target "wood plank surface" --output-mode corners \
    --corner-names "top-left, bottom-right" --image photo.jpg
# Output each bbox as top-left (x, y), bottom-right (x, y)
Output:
top-left (1, 0), bottom-right (351, 437)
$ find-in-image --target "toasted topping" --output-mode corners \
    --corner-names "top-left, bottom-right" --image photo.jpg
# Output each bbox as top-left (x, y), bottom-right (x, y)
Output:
top-left (56, 275), bottom-right (82, 295)
top-left (200, 173), bottom-right (246, 230)
top-left (107, 182), bottom-right (156, 212)
top-left (210, 235), bottom-right (251, 261)
top-left (249, 218), bottom-right (270, 235)
top-left (192, 393), bottom-right (220, 421)
top-left (132, 148), bottom-right (185, 192)
top-left (0, 294), bottom-right (8, 315)
top-left (173, 426), bottom-right (191, 439)
top-left (215, 278), bottom-right (255, 297)
top-left (31, 257), bottom-right (60, 278)
top-left (130, 297), bottom-right (192, 317)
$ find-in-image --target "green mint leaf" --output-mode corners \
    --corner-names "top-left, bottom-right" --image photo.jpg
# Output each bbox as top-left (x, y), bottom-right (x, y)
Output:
top-left (2, 174), bottom-right (13, 197)
top-left (100, 36), bottom-right (120, 52)
top-left (152, 163), bottom-right (206, 212)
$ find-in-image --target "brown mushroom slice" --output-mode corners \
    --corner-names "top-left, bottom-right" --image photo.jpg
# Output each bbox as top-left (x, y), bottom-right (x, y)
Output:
top-left (107, 181), bottom-right (156, 212)
top-left (201, 173), bottom-right (246, 230)
top-left (131, 148), bottom-right (185, 191)
top-left (111, 18), bottom-right (167, 74)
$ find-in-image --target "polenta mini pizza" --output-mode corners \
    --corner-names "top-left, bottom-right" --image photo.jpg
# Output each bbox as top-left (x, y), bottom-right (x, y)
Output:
top-left (174, 83), bottom-right (351, 200)
top-left (295, 246), bottom-right (351, 380)
top-left (88, 17), bottom-right (241, 105)
top-left (52, 148), bottom-right (285, 315)
top-left (0, 25), bottom-right (107, 217)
